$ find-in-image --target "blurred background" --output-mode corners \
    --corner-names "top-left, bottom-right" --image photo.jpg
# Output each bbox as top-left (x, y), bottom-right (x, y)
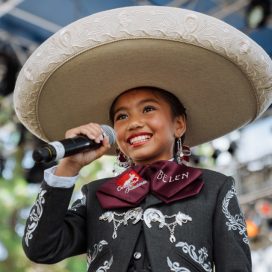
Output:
top-left (0, 0), bottom-right (271, 271)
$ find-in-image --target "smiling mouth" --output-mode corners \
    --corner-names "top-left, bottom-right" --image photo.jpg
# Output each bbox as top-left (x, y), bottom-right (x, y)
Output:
top-left (127, 133), bottom-right (152, 146)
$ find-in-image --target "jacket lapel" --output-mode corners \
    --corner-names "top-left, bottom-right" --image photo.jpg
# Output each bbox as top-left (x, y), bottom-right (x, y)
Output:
top-left (106, 208), bottom-right (143, 271)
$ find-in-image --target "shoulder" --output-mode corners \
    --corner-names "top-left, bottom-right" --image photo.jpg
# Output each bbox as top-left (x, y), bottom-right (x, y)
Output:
top-left (82, 176), bottom-right (114, 194)
top-left (197, 167), bottom-right (235, 192)
top-left (201, 167), bottom-right (228, 180)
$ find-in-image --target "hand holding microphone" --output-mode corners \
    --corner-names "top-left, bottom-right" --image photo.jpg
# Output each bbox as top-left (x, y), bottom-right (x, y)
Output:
top-left (32, 124), bottom-right (116, 165)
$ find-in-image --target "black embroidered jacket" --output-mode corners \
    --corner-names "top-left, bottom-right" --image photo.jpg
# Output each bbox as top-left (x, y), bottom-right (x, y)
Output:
top-left (22, 168), bottom-right (252, 272)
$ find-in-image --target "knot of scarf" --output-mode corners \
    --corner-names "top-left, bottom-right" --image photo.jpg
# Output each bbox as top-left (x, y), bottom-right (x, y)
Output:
top-left (96, 160), bottom-right (204, 209)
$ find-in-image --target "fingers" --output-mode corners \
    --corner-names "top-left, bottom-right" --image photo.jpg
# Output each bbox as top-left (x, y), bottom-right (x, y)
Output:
top-left (103, 135), bottom-right (110, 148)
top-left (65, 123), bottom-right (104, 143)
top-left (61, 123), bottom-right (112, 167)
top-left (65, 123), bottom-right (111, 159)
top-left (94, 136), bottom-right (111, 159)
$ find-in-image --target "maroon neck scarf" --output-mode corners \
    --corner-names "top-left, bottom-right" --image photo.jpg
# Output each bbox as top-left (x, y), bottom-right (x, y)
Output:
top-left (96, 160), bottom-right (204, 209)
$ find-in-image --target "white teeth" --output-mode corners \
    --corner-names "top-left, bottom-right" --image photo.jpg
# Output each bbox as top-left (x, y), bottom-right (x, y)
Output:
top-left (130, 135), bottom-right (151, 144)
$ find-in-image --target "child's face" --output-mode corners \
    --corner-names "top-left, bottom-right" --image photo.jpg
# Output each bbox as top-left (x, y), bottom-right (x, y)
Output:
top-left (112, 88), bottom-right (186, 165)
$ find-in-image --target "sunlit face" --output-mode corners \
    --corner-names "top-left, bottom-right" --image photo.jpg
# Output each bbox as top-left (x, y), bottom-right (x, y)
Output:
top-left (112, 88), bottom-right (186, 165)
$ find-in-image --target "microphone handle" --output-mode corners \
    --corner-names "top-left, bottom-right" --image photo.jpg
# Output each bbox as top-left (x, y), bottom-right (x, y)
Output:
top-left (33, 136), bottom-right (101, 163)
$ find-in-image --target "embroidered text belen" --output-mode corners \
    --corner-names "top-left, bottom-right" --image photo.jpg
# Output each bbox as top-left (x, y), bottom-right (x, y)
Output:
top-left (156, 170), bottom-right (189, 183)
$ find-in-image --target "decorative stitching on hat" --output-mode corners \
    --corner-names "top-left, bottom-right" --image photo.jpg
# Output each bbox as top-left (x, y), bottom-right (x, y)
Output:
top-left (14, 6), bottom-right (272, 142)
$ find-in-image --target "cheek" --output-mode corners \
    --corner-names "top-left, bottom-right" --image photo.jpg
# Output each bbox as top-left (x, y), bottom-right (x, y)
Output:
top-left (151, 117), bottom-right (176, 144)
top-left (149, 116), bottom-right (173, 132)
top-left (113, 123), bottom-right (126, 145)
top-left (156, 120), bottom-right (167, 130)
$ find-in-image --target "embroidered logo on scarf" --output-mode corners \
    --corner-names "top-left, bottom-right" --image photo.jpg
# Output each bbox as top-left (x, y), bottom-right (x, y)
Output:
top-left (116, 170), bottom-right (147, 193)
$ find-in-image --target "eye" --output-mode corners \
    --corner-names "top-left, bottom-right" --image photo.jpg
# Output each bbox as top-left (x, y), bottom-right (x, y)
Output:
top-left (115, 113), bottom-right (128, 121)
top-left (143, 105), bottom-right (156, 113)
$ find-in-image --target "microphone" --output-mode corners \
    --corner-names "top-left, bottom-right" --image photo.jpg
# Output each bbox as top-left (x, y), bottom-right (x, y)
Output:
top-left (32, 125), bottom-right (115, 163)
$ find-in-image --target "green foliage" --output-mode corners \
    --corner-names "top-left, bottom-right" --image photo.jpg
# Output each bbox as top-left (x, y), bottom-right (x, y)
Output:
top-left (0, 94), bottom-right (115, 271)
top-left (0, 153), bottom-right (114, 272)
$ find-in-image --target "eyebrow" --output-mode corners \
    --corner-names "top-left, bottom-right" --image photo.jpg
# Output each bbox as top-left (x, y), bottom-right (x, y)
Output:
top-left (113, 98), bottom-right (160, 116)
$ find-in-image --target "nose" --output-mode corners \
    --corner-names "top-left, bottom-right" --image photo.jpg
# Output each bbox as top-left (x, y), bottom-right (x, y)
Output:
top-left (127, 117), bottom-right (144, 131)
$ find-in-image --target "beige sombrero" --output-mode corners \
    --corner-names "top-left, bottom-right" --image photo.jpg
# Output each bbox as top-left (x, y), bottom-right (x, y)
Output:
top-left (13, 6), bottom-right (272, 152)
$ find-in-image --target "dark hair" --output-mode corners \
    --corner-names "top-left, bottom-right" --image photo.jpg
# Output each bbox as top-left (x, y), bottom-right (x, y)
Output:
top-left (110, 86), bottom-right (186, 119)
top-left (109, 86), bottom-right (187, 143)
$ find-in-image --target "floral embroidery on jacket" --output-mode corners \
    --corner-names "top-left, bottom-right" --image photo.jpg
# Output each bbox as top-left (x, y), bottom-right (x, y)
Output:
top-left (87, 240), bottom-right (113, 271)
top-left (99, 207), bottom-right (192, 242)
top-left (87, 240), bottom-right (107, 267)
top-left (176, 242), bottom-right (212, 272)
top-left (96, 257), bottom-right (113, 272)
top-left (167, 257), bottom-right (191, 271)
top-left (24, 189), bottom-right (47, 247)
top-left (222, 184), bottom-right (249, 244)
top-left (70, 194), bottom-right (86, 211)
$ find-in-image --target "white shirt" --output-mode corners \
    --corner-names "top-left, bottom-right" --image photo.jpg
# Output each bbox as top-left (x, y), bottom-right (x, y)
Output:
top-left (44, 166), bottom-right (78, 188)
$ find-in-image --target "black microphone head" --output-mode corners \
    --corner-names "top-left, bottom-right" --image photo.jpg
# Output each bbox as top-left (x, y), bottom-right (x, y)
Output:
top-left (32, 147), bottom-right (54, 163)
top-left (101, 125), bottom-right (116, 145)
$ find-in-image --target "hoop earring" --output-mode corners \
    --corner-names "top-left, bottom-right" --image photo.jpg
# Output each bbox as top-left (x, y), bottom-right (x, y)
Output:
top-left (175, 138), bottom-right (191, 165)
top-left (113, 148), bottom-right (133, 175)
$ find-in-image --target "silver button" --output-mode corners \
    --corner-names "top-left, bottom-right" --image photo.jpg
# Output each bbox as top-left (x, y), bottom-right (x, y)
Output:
top-left (133, 251), bottom-right (142, 260)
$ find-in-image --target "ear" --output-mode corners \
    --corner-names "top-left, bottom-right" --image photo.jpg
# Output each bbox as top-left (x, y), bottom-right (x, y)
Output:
top-left (174, 115), bottom-right (186, 138)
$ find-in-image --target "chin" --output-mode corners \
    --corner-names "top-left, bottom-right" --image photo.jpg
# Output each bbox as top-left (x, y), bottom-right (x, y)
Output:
top-left (130, 154), bottom-right (152, 164)
top-left (131, 153), bottom-right (162, 165)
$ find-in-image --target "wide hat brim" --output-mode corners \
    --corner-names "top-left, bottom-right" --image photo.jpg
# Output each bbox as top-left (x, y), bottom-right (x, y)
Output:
top-left (14, 6), bottom-right (272, 154)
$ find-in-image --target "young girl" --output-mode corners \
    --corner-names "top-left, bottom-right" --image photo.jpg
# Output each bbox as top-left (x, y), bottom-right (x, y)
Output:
top-left (22, 86), bottom-right (251, 272)
top-left (14, 5), bottom-right (271, 272)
